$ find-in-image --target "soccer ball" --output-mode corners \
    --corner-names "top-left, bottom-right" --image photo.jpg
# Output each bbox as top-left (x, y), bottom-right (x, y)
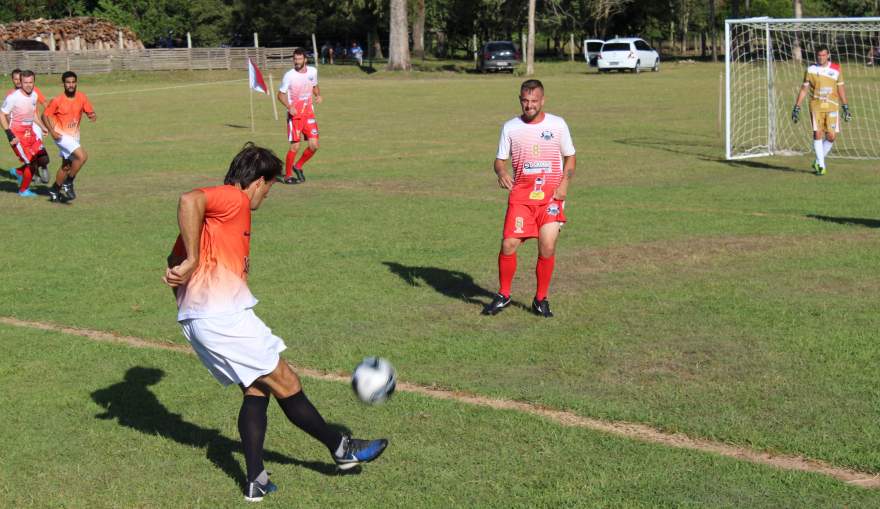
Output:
top-left (351, 357), bottom-right (396, 404)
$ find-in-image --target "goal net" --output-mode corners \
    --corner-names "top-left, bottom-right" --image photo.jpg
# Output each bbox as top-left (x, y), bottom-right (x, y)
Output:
top-left (725, 17), bottom-right (880, 160)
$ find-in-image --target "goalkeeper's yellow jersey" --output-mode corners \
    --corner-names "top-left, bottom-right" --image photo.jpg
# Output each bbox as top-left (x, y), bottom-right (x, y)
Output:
top-left (803, 62), bottom-right (844, 112)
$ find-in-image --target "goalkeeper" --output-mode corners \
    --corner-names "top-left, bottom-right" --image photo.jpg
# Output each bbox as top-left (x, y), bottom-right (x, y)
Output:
top-left (791, 46), bottom-right (850, 176)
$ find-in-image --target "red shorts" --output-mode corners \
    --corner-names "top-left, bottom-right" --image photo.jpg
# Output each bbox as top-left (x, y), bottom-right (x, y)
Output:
top-left (502, 200), bottom-right (566, 239)
top-left (287, 113), bottom-right (319, 143)
top-left (9, 127), bottom-right (43, 164)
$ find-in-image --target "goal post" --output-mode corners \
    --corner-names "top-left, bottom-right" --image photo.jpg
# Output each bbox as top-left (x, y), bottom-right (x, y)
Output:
top-left (725, 17), bottom-right (880, 160)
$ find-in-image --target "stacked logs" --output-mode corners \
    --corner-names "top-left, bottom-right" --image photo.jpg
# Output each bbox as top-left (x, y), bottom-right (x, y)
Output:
top-left (0, 17), bottom-right (144, 51)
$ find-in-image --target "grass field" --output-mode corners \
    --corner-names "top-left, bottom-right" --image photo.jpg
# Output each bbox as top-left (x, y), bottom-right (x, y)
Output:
top-left (2, 60), bottom-right (880, 507)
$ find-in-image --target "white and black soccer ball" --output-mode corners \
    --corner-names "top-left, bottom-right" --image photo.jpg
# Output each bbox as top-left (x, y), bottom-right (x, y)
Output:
top-left (351, 357), bottom-right (396, 404)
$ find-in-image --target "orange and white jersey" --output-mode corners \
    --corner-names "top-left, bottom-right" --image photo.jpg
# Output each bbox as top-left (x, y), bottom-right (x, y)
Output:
top-left (804, 62), bottom-right (844, 111)
top-left (1, 89), bottom-right (39, 131)
top-left (43, 91), bottom-right (94, 140)
top-left (279, 66), bottom-right (318, 116)
top-left (496, 113), bottom-right (575, 205)
top-left (172, 185), bottom-right (258, 321)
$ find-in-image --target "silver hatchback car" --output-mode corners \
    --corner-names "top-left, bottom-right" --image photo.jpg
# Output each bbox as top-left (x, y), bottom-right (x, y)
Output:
top-left (477, 41), bottom-right (520, 73)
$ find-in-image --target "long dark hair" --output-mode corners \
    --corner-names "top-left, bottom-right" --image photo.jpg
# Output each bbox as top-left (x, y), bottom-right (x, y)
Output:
top-left (223, 143), bottom-right (282, 187)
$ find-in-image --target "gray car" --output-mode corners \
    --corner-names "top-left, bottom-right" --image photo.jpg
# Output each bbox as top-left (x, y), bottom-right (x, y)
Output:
top-left (477, 41), bottom-right (519, 73)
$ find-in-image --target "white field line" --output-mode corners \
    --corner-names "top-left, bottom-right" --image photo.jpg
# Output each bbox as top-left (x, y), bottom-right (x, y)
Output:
top-left (2, 315), bottom-right (878, 489)
top-left (89, 79), bottom-right (248, 97)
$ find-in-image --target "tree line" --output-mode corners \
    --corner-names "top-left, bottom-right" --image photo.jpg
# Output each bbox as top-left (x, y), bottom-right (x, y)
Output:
top-left (2, 0), bottom-right (878, 54)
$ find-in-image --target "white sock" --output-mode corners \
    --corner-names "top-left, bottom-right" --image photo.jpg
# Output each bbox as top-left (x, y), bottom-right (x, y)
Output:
top-left (823, 140), bottom-right (833, 157)
top-left (814, 139), bottom-right (825, 168)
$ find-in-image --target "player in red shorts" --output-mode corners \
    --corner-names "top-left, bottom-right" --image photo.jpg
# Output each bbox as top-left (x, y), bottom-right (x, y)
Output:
top-left (483, 79), bottom-right (576, 318)
top-left (276, 47), bottom-right (321, 184)
top-left (1, 70), bottom-right (51, 197)
top-left (7, 68), bottom-right (50, 184)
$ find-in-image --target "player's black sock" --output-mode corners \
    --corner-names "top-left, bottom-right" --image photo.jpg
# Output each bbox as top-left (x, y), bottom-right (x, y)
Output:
top-left (238, 395), bottom-right (270, 483)
top-left (276, 391), bottom-right (342, 452)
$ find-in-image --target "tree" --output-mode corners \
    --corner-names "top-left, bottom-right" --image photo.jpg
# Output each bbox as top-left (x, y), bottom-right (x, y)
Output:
top-left (412, 0), bottom-right (426, 59)
top-left (526, 0), bottom-right (535, 75)
top-left (388, 0), bottom-right (411, 70)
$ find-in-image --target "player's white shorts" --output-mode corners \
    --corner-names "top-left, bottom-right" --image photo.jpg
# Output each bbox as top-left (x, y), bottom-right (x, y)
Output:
top-left (180, 308), bottom-right (287, 388)
top-left (54, 135), bottom-right (81, 160)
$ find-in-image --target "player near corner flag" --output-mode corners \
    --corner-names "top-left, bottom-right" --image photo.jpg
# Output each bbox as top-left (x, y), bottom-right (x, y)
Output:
top-left (41, 71), bottom-right (96, 203)
top-left (483, 79), bottom-right (576, 318)
top-left (276, 47), bottom-right (321, 185)
top-left (1, 70), bottom-right (51, 197)
top-left (791, 45), bottom-right (851, 176)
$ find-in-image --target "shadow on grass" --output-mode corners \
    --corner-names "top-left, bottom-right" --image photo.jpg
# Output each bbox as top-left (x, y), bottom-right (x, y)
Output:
top-left (91, 367), bottom-right (347, 490)
top-left (615, 137), bottom-right (816, 174)
top-left (0, 179), bottom-right (53, 196)
top-left (382, 261), bottom-right (530, 312)
top-left (807, 214), bottom-right (880, 228)
top-left (224, 123), bottom-right (249, 129)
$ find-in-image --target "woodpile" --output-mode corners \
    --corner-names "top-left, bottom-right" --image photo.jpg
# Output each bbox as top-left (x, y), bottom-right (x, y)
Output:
top-left (0, 17), bottom-right (144, 51)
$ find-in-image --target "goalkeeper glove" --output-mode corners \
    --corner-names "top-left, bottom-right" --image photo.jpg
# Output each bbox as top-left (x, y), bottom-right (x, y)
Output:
top-left (791, 105), bottom-right (801, 123)
top-left (842, 104), bottom-right (852, 122)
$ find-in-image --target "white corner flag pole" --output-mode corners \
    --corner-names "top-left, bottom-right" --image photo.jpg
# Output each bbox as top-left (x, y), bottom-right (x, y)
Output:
top-left (249, 83), bottom-right (255, 132)
top-left (268, 73), bottom-right (279, 121)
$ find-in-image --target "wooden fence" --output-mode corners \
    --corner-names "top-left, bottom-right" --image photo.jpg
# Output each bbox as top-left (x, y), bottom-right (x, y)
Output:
top-left (0, 47), bottom-right (303, 75)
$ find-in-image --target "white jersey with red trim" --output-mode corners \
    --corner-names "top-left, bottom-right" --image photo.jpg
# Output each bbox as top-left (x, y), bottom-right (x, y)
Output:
top-left (1, 89), bottom-right (38, 131)
top-left (496, 113), bottom-right (575, 205)
top-left (279, 66), bottom-right (318, 116)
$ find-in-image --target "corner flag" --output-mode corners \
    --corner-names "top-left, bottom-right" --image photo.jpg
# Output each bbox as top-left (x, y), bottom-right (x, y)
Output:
top-left (248, 57), bottom-right (268, 94)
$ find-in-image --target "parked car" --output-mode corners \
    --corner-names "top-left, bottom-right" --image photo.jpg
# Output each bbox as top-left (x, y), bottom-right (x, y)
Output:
top-left (477, 41), bottom-right (520, 73)
top-left (597, 38), bottom-right (659, 73)
top-left (583, 39), bottom-right (604, 67)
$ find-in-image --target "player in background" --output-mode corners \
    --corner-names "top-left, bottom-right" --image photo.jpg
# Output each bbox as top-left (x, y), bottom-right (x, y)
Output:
top-left (41, 71), bottom-right (96, 203)
top-left (276, 48), bottom-right (321, 184)
top-left (792, 45), bottom-right (851, 176)
top-left (163, 144), bottom-right (387, 502)
top-left (483, 80), bottom-right (576, 318)
top-left (1, 70), bottom-right (51, 197)
top-left (7, 69), bottom-right (50, 184)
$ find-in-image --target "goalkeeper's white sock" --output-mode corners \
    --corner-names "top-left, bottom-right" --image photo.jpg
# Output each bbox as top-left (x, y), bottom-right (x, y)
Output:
top-left (823, 139), bottom-right (834, 157)
top-left (814, 139), bottom-right (826, 168)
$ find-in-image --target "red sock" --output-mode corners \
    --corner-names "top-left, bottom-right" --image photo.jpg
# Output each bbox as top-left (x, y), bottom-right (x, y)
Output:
top-left (498, 252), bottom-right (517, 298)
top-left (535, 255), bottom-right (556, 301)
top-left (285, 150), bottom-right (296, 177)
top-left (19, 166), bottom-right (33, 193)
top-left (295, 148), bottom-right (315, 170)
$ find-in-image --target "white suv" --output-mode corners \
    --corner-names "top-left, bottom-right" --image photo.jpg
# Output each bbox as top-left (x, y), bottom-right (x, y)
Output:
top-left (598, 38), bottom-right (659, 73)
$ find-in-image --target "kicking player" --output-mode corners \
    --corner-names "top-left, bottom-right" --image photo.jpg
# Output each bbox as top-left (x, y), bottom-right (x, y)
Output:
top-left (7, 69), bottom-right (50, 183)
top-left (163, 144), bottom-right (387, 502)
top-left (1, 70), bottom-right (51, 197)
top-left (41, 71), bottom-right (96, 202)
top-left (792, 45), bottom-right (851, 175)
top-left (483, 79), bottom-right (576, 318)
top-left (276, 48), bottom-right (321, 184)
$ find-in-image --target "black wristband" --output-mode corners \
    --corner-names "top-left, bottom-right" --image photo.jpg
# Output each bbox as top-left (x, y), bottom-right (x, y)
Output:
top-left (4, 129), bottom-right (13, 141)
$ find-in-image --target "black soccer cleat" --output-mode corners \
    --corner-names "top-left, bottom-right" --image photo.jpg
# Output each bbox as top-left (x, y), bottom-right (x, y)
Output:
top-left (482, 293), bottom-right (511, 315)
top-left (49, 186), bottom-right (68, 203)
top-left (294, 168), bottom-right (305, 183)
top-left (60, 182), bottom-right (75, 200)
top-left (532, 297), bottom-right (554, 318)
top-left (282, 176), bottom-right (300, 185)
top-left (244, 478), bottom-right (277, 502)
top-left (333, 434), bottom-right (388, 471)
